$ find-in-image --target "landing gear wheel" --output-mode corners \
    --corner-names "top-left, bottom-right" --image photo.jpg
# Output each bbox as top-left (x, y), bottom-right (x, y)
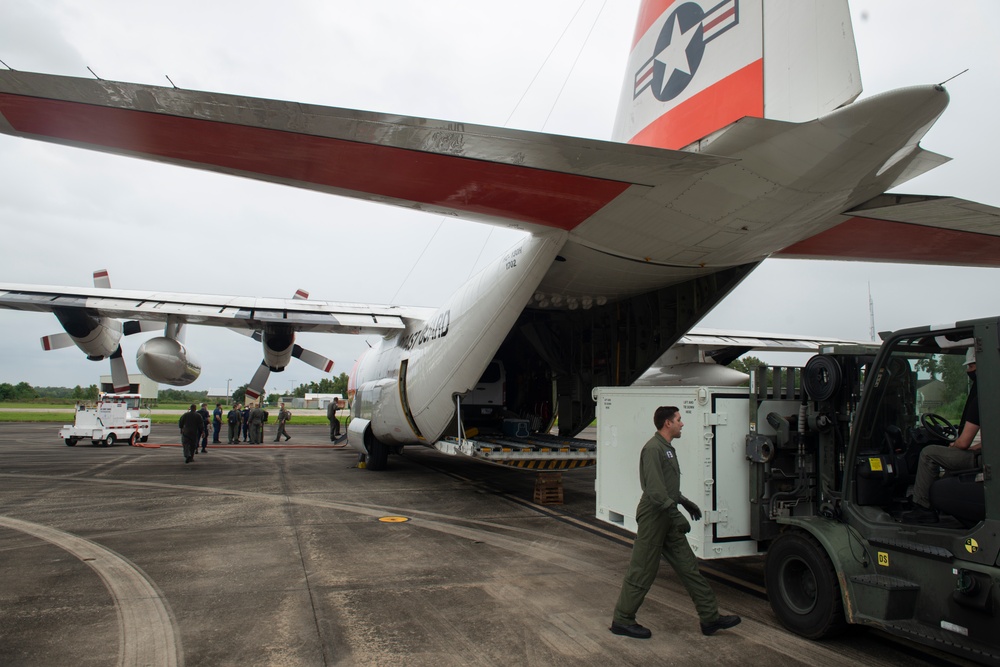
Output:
top-left (129, 432), bottom-right (139, 447)
top-left (921, 413), bottom-right (958, 442)
top-left (365, 438), bottom-right (390, 471)
top-left (103, 433), bottom-right (116, 447)
top-left (65, 438), bottom-right (76, 446)
top-left (765, 530), bottom-right (846, 639)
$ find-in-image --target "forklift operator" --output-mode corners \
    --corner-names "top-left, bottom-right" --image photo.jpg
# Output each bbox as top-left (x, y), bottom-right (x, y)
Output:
top-left (903, 347), bottom-right (982, 524)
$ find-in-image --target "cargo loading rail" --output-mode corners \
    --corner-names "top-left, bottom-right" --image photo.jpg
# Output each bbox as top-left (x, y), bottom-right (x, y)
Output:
top-left (433, 433), bottom-right (596, 469)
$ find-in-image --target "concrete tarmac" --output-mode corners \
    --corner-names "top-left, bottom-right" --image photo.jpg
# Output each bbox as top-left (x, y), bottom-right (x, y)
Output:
top-left (0, 423), bottom-right (972, 667)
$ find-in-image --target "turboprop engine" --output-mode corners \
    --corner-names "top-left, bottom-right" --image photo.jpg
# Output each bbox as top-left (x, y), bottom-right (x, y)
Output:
top-left (51, 309), bottom-right (122, 360)
top-left (136, 336), bottom-right (201, 385)
top-left (242, 326), bottom-right (335, 401)
top-left (262, 327), bottom-right (294, 371)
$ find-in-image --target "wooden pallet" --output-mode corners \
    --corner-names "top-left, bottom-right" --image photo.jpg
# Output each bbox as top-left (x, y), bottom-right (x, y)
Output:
top-left (533, 472), bottom-right (564, 505)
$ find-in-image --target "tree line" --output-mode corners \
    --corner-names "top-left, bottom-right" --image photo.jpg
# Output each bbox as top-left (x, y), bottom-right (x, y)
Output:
top-left (1, 372), bottom-right (349, 405)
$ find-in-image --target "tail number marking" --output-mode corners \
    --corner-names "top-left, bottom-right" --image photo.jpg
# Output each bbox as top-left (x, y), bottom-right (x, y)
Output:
top-left (503, 246), bottom-right (522, 270)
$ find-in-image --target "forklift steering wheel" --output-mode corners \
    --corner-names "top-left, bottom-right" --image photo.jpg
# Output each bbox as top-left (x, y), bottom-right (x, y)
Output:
top-left (921, 413), bottom-right (958, 443)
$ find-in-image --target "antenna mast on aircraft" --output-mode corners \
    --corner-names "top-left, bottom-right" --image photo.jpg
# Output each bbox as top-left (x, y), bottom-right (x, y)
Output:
top-left (868, 283), bottom-right (876, 342)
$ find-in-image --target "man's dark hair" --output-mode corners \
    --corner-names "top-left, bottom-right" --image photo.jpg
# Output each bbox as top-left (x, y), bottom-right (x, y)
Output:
top-left (189, 404), bottom-right (197, 411)
top-left (654, 406), bottom-right (679, 430)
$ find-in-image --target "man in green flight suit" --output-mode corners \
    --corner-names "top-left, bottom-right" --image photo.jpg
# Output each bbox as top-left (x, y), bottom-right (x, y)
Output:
top-left (610, 405), bottom-right (741, 639)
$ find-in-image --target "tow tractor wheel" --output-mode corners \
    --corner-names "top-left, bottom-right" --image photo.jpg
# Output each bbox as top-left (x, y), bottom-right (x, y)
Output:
top-left (765, 530), bottom-right (846, 639)
top-left (64, 438), bottom-right (76, 447)
top-left (103, 433), bottom-right (116, 447)
top-left (129, 432), bottom-right (139, 447)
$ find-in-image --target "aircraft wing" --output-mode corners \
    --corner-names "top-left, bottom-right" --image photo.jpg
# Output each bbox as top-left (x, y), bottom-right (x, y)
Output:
top-left (3, 70), bottom-right (1000, 273)
top-left (0, 283), bottom-right (433, 335)
top-left (677, 328), bottom-right (872, 364)
top-left (0, 70), bottom-right (733, 234)
top-left (634, 328), bottom-right (872, 386)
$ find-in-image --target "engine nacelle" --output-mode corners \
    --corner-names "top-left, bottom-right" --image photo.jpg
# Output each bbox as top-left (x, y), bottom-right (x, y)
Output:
top-left (136, 337), bottom-right (201, 385)
top-left (262, 328), bottom-right (294, 371)
top-left (54, 309), bottom-right (122, 360)
top-left (633, 362), bottom-right (750, 387)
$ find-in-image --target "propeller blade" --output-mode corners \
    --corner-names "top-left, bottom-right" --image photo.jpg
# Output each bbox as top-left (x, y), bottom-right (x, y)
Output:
top-left (93, 269), bottom-right (111, 289)
top-left (293, 289), bottom-right (309, 300)
top-left (245, 362), bottom-right (271, 402)
top-left (40, 333), bottom-right (75, 351)
top-left (292, 345), bottom-right (335, 373)
top-left (109, 345), bottom-right (131, 393)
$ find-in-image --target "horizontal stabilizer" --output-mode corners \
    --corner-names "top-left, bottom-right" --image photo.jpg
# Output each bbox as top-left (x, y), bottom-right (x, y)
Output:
top-left (0, 70), bottom-right (732, 235)
top-left (777, 195), bottom-right (1000, 267)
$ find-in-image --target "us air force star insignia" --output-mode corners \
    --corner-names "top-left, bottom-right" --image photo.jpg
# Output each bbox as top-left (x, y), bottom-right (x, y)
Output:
top-left (651, 3), bottom-right (707, 101)
top-left (632, 1), bottom-right (741, 101)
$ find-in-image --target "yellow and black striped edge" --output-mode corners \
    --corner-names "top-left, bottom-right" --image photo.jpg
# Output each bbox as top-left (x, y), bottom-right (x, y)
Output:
top-left (496, 458), bottom-right (595, 469)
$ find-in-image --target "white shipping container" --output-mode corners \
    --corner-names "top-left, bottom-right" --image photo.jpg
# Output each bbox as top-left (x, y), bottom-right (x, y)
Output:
top-left (594, 386), bottom-right (762, 560)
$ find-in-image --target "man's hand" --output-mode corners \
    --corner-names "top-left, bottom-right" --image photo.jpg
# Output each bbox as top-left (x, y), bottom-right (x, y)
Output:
top-left (680, 498), bottom-right (702, 521)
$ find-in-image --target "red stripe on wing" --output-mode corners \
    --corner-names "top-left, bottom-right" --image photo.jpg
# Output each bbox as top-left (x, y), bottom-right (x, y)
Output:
top-left (777, 217), bottom-right (1000, 267)
top-left (0, 95), bottom-right (628, 231)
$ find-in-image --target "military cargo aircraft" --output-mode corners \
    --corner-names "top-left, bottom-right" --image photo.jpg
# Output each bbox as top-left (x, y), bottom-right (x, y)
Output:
top-left (2, 0), bottom-right (999, 469)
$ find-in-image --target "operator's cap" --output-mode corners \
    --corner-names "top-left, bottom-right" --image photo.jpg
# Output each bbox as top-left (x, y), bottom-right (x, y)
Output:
top-left (964, 348), bottom-right (976, 366)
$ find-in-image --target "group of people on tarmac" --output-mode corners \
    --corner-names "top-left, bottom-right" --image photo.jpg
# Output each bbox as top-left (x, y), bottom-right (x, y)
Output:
top-left (179, 398), bottom-right (348, 463)
top-left (223, 402), bottom-right (269, 444)
top-left (178, 401), bottom-right (275, 462)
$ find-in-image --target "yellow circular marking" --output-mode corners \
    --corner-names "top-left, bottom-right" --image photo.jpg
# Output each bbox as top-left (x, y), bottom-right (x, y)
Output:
top-left (965, 538), bottom-right (979, 554)
top-left (378, 516), bottom-right (410, 523)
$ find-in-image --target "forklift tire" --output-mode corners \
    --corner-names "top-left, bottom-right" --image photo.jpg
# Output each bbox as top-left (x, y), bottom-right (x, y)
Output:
top-left (765, 530), bottom-right (846, 639)
top-left (65, 438), bottom-right (76, 446)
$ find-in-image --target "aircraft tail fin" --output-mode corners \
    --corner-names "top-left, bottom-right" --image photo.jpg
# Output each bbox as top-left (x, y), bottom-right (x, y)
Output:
top-left (613, 0), bottom-right (862, 149)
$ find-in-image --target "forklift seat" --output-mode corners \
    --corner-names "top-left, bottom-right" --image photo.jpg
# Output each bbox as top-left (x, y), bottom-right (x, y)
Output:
top-left (929, 468), bottom-right (985, 527)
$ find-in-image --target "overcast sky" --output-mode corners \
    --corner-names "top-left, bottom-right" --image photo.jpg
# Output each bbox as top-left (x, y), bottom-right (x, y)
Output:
top-left (1, 1), bottom-right (998, 395)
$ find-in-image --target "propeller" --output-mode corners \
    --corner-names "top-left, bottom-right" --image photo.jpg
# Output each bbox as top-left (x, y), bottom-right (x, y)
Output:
top-left (39, 270), bottom-right (159, 394)
top-left (239, 288), bottom-right (334, 401)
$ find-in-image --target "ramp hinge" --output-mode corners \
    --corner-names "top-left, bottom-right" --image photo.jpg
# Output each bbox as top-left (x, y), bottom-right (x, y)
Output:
top-left (704, 412), bottom-right (728, 426)
top-left (704, 509), bottom-right (728, 526)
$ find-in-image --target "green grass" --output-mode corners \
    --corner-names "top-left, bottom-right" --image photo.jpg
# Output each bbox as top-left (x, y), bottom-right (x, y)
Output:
top-left (0, 402), bottom-right (78, 410)
top-left (0, 412), bottom-right (77, 423)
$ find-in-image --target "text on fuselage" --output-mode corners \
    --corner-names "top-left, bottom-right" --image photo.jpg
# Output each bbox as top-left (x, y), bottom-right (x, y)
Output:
top-left (503, 246), bottom-right (522, 270)
top-left (401, 310), bottom-right (450, 350)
